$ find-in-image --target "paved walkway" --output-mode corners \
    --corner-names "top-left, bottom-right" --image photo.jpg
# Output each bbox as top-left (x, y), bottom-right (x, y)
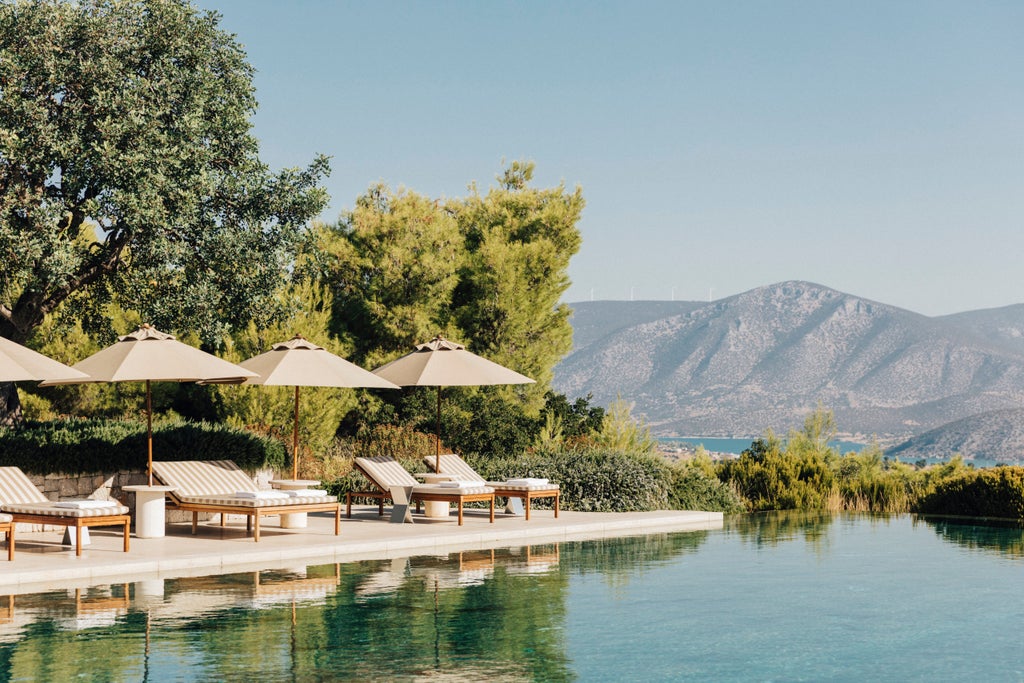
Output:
top-left (0, 506), bottom-right (722, 594)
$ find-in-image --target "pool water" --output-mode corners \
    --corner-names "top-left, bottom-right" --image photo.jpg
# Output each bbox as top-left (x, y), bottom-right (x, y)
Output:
top-left (0, 513), bottom-right (1021, 681)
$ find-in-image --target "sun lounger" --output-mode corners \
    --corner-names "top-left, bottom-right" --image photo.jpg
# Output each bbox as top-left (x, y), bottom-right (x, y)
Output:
top-left (152, 460), bottom-right (341, 542)
top-left (423, 453), bottom-right (560, 521)
top-left (348, 456), bottom-right (494, 525)
top-left (0, 467), bottom-right (130, 557)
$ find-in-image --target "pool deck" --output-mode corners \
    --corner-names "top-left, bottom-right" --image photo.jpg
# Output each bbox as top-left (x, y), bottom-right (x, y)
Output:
top-left (0, 506), bottom-right (723, 594)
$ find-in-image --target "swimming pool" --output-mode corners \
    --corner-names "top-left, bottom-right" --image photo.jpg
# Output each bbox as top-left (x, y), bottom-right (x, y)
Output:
top-left (0, 512), bottom-right (1020, 681)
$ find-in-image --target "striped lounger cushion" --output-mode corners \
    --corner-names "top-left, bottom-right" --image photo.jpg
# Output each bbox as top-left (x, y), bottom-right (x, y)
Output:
top-left (412, 484), bottom-right (494, 495)
top-left (357, 456), bottom-right (494, 496)
top-left (424, 454), bottom-right (559, 491)
top-left (0, 467), bottom-right (129, 516)
top-left (173, 494), bottom-right (338, 507)
top-left (152, 460), bottom-right (337, 504)
top-left (485, 481), bottom-right (559, 491)
top-left (356, 457), bottom-right (421, 488)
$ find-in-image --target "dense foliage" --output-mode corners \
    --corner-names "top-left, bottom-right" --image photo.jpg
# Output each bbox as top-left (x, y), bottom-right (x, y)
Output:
top-left (0, 0), bottom-right (329, 343)
top-left (0, 418), bottom-right (285, 474)
top-left (714, 408), bottom-right (1024, 521)
top-left (317, 161), bottom-right (582, 435)
top-left (918, 466), bottom-right (1024, 519)
top-left (0, 0), bottom-right (329, 421)
top-left (320, 423), bottom-right (744, 515)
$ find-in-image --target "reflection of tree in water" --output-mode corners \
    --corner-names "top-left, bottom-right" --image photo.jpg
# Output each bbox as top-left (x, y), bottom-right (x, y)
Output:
top-left (560, 531), bottom-right (710, 591)
top-left (921, 517), bottom-right (1024, 559)
top-left (330, 534), bottom-right (711, 680)
top-left (726, 511), bottom-right (837, 555)
top-left (0, 585), bottom-right (137, 681)
top-left (0, 534), bottom-right (712, 681)
top-left (334, 547), bottom-right (574, 681)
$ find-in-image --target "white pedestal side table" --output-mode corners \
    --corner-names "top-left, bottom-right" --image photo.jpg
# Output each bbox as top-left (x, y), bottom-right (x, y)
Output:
top-left (124, 485), bottom-right (176, 538)
top-left (269, 479), bottom-right (323, 528)
top-left (414, 472), bottom-right (454, 519)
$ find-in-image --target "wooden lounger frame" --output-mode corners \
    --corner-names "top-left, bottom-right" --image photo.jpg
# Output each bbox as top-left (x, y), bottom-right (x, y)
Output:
top-left (0, 518), bottom-right (12, 561)
top-left (487, 485), bottom-right (560, 521)
top-left (423, 454), bottom-right (560, 521)
top-left (347, 459), bottom-right (494, 526)
top-left (164, 493), bottom-right (341, 542)
top-left (6, 512), bottom-right (129, 557)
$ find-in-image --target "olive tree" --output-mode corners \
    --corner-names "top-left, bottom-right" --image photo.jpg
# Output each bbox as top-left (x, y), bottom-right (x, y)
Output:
top-left (0, 0), bottom-right (329, 421)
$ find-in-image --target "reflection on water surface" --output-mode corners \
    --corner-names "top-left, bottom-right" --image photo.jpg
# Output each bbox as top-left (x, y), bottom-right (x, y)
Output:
top-left (0, 514), bottom-right (1020, 681)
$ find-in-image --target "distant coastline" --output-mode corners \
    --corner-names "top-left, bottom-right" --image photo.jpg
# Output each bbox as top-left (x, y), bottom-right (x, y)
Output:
top-left (659, 436), bottom-right (867, 458)
top-left (658, 436), bottom-right (1001, 468)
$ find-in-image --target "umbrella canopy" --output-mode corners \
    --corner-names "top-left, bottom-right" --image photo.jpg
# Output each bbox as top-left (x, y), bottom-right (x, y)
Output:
top-left (0, 336), bottom-right (89, 382)
top-left (41, 325), bottom-right (256, 484)
top-left (371, 336), bottom-right (534, 468)
top-left (238, 335), bottom-right (398, 479)
top-left (50, 325), bottom-right (255, 385)
top-left (372, 337), bottom-right (535, 387)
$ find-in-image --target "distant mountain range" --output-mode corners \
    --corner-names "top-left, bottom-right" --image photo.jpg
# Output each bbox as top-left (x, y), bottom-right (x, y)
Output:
top-left (553, 281), bottom-right (1024, 455)
top-left (888, 409), bottom-right (1024, 463)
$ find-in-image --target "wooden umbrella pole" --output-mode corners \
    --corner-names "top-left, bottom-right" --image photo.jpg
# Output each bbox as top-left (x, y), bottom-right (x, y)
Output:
top-left (292, 385), bottom-right (300, 480)
top-left (435, 386), bottom-right (442, 471)
top-left (146, 379), bottom-right (153, 486)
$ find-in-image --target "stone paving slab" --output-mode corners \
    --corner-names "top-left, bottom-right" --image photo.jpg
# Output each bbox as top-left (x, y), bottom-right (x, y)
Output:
top-left (0, 506), bottom-right (723, 594)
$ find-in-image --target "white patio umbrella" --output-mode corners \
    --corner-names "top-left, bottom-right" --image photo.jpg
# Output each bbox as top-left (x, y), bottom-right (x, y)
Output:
top-left (237, 335), bottom-right (399, 480)
top-left (41, 325), bottom-right (256, 484)
top-left (0, 336), bottom-right (89, 382)
top-left (370, 336), bottom-right (534, 470)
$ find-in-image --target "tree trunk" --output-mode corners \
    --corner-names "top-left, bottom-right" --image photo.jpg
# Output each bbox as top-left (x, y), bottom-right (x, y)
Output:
top-left (0, 382), bottom-right (22, 426)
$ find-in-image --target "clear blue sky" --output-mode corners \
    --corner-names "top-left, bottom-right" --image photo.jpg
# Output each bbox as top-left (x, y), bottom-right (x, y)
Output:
top-left (196, 0), bottom-right (1023, 316)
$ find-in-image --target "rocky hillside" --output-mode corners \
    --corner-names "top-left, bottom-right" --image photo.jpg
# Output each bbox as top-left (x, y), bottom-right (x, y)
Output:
top-left (568, 300), bottom-right (705, 351)
top-left (939, 304), bottom-right (1024, 355)
top-left (889, 409), bottom-right (1024, 463)
top-left (553, 281), bottom-right (1024, 440)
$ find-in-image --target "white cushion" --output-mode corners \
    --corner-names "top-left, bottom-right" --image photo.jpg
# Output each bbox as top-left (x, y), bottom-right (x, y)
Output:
top-left (54, 500), bottom-right (120, 509)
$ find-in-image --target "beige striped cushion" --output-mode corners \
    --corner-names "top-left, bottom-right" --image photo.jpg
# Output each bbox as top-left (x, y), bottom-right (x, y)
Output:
top-left (175, 494), bottom-right (337, 507)
top-left (153, 460), bottom-right (258, 496)
top-left (0, 513), bottom-right (13, 523)
top-left (424, 454), bottom-right (486, 482)
top-left (487, 482), bottom-right (559, 492)
top-left (2, 502), bottom-right (129, 517)
top-left (0, 467), bottom-right (50, 504)
top-left (423, 454), bottom-right (558, 491)
top-left (413, 484), bottom-right (494, 496)
top-left (355, 457), bottom-right (419, 489)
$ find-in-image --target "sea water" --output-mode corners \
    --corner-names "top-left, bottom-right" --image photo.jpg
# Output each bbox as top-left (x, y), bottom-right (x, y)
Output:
top-left (0, 513), bottom-right (1020, 681)
top-left (660, 436), bottom-right (867, 455)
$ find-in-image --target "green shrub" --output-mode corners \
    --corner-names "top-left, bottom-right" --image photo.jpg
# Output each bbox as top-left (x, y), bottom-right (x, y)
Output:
top-left (0, 418), bottom-right (285, 475)
top-left (666, 462), bottom-right (745, 514)
top-left (326, 446), bottom-right (678, 513)
top-left (718, 446), bottom-right (835, 512)
top-left (834, 448), bottom-right (918, 512)
top-left (917, 466), bottom-right (1024, 520)
top-left (319, 426), bottom-right (435, 501)
top-left (477, 449), bottom-right (671, 512)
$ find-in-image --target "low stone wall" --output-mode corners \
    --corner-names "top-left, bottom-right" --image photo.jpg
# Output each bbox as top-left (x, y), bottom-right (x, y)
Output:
top-left (17, 467), bottom-right (279, 532)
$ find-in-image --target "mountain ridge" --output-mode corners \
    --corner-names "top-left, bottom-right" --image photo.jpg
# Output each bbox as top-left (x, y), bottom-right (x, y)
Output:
top-left (553, 281), bottom-right (1024, 442)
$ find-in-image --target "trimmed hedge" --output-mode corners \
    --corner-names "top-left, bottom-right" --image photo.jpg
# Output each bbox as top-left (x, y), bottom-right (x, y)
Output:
top-left (0, 418), bottom-right (286, 475)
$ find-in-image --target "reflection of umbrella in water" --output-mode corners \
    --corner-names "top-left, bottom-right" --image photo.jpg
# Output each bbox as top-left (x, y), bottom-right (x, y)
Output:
top-left (236, 335), bottom-right (398, 480)
top-left (41, 325), bottom-right (256, 484)
top-left (371, 336), bottom-right (534, 470)
top-left (0, 336), bottom-right (89, 383)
